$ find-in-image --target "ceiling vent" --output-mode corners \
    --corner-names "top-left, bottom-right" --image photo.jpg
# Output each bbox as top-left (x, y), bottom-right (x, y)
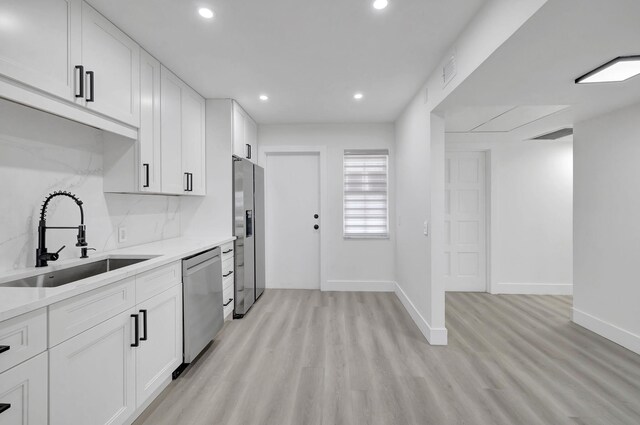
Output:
top-left (531, 128), bottom-right (573, 140)
top-left (442, 53), bottom-right (457, 87)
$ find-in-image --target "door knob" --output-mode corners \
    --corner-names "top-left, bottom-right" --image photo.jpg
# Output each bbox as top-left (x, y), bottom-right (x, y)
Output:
top-left (314, 214), bottom-right (319, 219)
top-left (314, 224), bottom-right (319, 230)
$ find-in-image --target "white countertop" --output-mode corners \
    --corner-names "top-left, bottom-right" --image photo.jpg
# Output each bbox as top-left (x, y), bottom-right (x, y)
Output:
top-left (0, 236), bottom-right (235, 322)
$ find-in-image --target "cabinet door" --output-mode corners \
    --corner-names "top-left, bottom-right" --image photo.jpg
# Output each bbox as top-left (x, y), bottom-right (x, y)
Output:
top-left (80, 3), bottom-right (140, 127)
top-left (181, 86), bottom-right (206, 195)
top-left (160, 66), bottom-right (184, 194)
top-left (49, 309), bottom-right (136, 425)
top-left (0, 0), bottom-right (80, 100)
top-left (139, 50), bottom-right (162, 192)
top-left (0, 352), bottom-right (48, 425)
top-left (245, 115), bottom-right (258, 164)
top-left (232, 102), bottom-right (246, 158)
top-left (135, 285), bottom-right (182, 408)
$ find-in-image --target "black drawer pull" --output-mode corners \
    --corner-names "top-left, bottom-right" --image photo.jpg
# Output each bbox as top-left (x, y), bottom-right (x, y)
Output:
top-left (0, 404), bottom-right (10, 414)
top-left (0, 346), bottom-right (9, 354)
top-left (140, 309), bottom-right (148, 341)
top-left (223, 271), bottom-right (233, 278)
top-left (223, 249), bottom-right (233, 254)
top-left (74, 65), bottom-right (84, 98)
top-left (86, 70), bottom-right (95, 102)
top-left (131, 314), bottom-right (139, 347)
top-left (223, 298), bottom-right (233, 307)
top-left (143, 163), bottom-right (150, 188)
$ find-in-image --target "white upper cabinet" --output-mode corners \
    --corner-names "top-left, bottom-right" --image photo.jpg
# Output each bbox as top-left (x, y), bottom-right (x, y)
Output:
top-left (181, 85), bottom-right (206, 196)
top-left (232, 101), bottom-right (258, 163)
top-left (160, 67), bottom-right (185, 195)
top-left (0, 0), bottom-right (81, 101)
top-left (80, 3), bottom-right (140, 127)
top-left (161, 66), bottom-right (206, 196)
top-left (139, 50), bottom-right (162, 193)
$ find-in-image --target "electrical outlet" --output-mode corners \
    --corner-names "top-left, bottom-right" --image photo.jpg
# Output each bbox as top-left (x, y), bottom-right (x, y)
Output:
top-left (118, 226), bottom-right (127, 243)
top-left (423, 220), bottom-right (429, 236)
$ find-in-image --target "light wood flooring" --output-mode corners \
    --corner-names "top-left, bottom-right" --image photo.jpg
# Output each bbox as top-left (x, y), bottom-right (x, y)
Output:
top-left (134, 290), bottom-right (640, 425)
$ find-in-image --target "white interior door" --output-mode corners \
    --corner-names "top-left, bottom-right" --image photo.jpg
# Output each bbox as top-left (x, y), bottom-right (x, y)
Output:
top-left (265, 152), bottom-right (321, 289)
top-left (444, 151), bottom-right (487, 292)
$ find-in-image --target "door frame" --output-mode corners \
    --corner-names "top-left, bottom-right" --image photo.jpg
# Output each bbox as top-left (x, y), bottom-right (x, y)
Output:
top-left (444, 147), bottom-right (492, 293)
top-left (259, 145), bottom-right (328, 290)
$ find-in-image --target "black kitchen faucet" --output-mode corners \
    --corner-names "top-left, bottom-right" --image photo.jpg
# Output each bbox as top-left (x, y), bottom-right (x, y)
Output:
top-left (36, 191), bottom-right (92, 267)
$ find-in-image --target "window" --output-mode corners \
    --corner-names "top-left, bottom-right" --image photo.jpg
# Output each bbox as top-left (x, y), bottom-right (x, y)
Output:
top-left (343, 149), bottom-right (389, 238)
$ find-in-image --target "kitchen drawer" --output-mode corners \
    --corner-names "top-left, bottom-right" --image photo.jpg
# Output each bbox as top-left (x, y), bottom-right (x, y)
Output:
top-left (49, 277), bottom-right (135, 347)
top-left (0, 308), bottom-right (47, 374)
top-left (222, 258), bottom-right (234, 280)
top-left (223, 285), bottom-right (234, 320)
top-left (223, 275), bottom-right (234, 292)
top-left (221, 242), bottom-right (234, 261)
top-left (136, 261), bottom-right (181, 303)
top-left (0, 351), bottom-right (48, 425)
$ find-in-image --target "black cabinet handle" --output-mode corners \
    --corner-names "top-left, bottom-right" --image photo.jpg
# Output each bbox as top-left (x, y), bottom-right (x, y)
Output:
top-left (184, 173), bottom-right (189, 191)
top-left (131, 314), bottom-right (139, 347)
top-left (74, 65), bottom-right (84, 98)
top-left (189, 173), bottom-right (193, 192)
top-left (222, 249), bottom-right (233, 254)
top-left (223, 271), bottom-right (233, 278)
top-left (86, 70), bottom-right (95, 102)
top-left (314, 224), bottom-right (319, 230)
top-left (0, 404), bottom-right (10, 415)
top-left (0, 346), bottom-right (9, 354)
top-left (246, 144), bottom-right (251, 159)
top-left (223, 298), bottom-right (233, 307)
top-left (140, 309), bottom-right (148, 341)
top-left (143, 163), bottom-right (150, 188)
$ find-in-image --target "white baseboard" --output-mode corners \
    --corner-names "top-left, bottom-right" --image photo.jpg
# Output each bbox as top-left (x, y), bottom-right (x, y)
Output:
top-left (572, 308), bottom-right (640, 355)
top-left (322, 280), bottom-right (396, 292)
top-left (394, 282), bottom-right (448, 345)
top-left (492, 282), bottom-right (573, 295)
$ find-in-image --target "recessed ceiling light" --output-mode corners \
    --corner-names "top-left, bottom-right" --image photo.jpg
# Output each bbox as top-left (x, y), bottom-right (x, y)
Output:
top-left (259, 94), bottom-right (269, 101)
top-left (373, 0), bottom-right (389, 10)
top-left (575, 56), bottom-right (640, 84)
top-left (198, 7), bottom-right (214, 19)
top-left (353, 93), bottom-right (364, 100)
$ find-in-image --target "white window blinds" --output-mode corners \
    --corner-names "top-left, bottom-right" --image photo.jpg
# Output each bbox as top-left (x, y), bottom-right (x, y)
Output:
top-left (343, 149), bottom-right (389, 238)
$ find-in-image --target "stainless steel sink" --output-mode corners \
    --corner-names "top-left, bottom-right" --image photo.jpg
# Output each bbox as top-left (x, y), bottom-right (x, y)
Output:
top-left (0, 258), bottom-right (152, 288)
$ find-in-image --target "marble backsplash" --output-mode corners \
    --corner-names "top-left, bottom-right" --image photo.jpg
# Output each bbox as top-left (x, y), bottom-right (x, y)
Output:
top-left (0, 99), bottom-right (180, 274)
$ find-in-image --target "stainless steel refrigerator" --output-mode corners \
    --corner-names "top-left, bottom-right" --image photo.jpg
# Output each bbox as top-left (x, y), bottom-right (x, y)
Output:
top-left (233, 157), bottom-right (265, 318)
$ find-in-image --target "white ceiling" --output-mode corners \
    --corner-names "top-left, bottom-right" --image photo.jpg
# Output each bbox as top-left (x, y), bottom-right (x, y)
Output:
top-left (87, 0), bottom-right (485, 124)
top-left (438, 0), bottom-right (640, 124)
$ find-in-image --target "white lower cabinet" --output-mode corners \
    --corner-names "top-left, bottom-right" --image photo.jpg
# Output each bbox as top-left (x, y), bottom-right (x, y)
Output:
top-left (49, 283), bottom-right (183, 425)
top-left (0, 351), bottom-right (48, 425)
top-left (135, 285), bottom-right (182, 408)
top-left (49, 308), bottom-right (136, 425)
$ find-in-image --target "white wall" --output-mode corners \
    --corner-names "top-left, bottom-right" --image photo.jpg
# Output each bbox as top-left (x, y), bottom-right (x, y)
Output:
top-left (392, 0), bottom-right (550, 345)
top-left (447, 137), bottom-right (573, 294)
top-left (0, 99), bottom-right (180, 274)
top-left (180, 99), bottom-right (234, 240)
top-left (573, 102), bottom-right (640, 355)
top-left (258, 123), bottom-right (396, 289)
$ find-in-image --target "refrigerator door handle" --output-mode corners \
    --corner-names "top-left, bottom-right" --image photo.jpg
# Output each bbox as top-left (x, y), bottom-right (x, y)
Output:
top-left (246, 210), bottom-right (253, 237)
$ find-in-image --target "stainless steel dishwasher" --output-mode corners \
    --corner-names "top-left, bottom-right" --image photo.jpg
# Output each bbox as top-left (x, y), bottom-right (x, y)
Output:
top-left (181, 248), bottom-right (223, 366)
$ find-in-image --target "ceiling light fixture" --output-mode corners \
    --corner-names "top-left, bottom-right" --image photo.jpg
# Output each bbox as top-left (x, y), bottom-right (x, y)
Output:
top-left (353, 93), bottom-right (364, 100)
top-left (198, 7), bottom-right (214, 19)
top-left (259, 94), bottom-right (269, 101)
top-left (373, 0), bottom-right (389, 10)
top-left (575, 56), bottom-right (640, 84)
